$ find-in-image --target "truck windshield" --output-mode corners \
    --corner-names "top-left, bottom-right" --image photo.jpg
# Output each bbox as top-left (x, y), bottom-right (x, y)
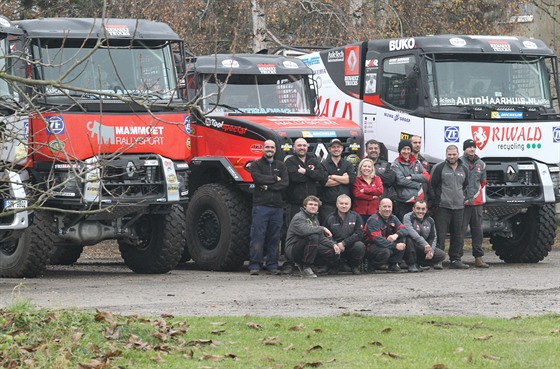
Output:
top-left (427, 55), bottom-right (551, 108)
top-left (35, 39), bottom-right (179, 100)
top-left (201, 74), bottom-right (312, 114)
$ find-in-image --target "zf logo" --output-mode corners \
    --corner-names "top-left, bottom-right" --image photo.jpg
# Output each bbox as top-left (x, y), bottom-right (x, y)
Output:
top-left (553, 127), bottom-right (560, 143)
top-left (47, 116), bottom-right (65, 135)
top-left (444, 126), bottom-right (460, 142)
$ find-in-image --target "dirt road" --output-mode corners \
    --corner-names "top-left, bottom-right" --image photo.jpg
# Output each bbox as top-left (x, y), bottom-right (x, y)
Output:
top-left (1, 248), bottom-right (559, 318)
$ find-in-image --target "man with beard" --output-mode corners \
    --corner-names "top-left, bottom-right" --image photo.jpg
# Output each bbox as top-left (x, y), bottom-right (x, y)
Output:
top-left (247, 140), bottom-right (289, 275)
top-left (430, 145), bottom-right (470, 269)
top-left (365, 139), bottom-right (395, 199)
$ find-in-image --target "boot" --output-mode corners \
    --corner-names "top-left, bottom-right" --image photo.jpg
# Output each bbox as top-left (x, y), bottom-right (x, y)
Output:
top-left (475, 257), bottom-right (489, 268)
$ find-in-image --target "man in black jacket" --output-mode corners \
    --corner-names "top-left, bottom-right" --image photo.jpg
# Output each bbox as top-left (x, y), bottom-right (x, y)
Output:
top-left (247, 139), bottom-right (289, 275)
top-left (319, 138), bottom-right (356, 225)
top-left (325, 194), bottom-right (365, 274)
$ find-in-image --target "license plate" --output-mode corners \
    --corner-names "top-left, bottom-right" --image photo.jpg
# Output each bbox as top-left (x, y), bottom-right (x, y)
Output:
top-left (4, 199), bottom-right (28, 210)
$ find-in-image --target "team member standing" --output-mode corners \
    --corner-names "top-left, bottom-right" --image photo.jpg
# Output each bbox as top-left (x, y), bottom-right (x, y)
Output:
top-left (319, 138), bottom-right (356, 225)
top-left (363, 198), bottom-right (409, 272)
top-left (430, 145), bottom-right (469, 269)
top-left (402, 200), bottom-right (446, 272)
top-left (352, 158), bottom-right (384, 224)
top-left (461, 139), bottom-right (489, 268)
top-left (285, 196), bottom-right (340, 278)
top-left (283, 138), bottom-right (324, 274)
top-left (325, 194), bottom-right (365, 275)
top-left (392, 139), bottom-right (430, 221)
top-left (247, 140), bottom-right (289, 275)
top-left (365, 139), bottom-right (395, 199)
top-left (410, 135), bottom-right (430, 172)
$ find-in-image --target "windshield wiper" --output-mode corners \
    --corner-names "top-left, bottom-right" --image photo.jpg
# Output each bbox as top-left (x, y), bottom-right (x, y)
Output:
top-left (210, 102), bottom-right (244, 113)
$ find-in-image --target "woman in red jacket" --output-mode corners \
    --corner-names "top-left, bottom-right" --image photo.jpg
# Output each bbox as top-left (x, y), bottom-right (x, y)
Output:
top-left (352, 158), bottom-right (384, 224)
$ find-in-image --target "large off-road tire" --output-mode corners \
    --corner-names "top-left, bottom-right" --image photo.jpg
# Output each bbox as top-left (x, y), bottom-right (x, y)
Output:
top-left (185, 184), bottom-right (251, 271)
top-left (490, 204), bottom-right (557, 263)
top-left (0, 211), bottom-right (56, 278)
top-left (118, 205), bottom-right (185, 274)
top-left (49, 243), bottom-right (84, 265)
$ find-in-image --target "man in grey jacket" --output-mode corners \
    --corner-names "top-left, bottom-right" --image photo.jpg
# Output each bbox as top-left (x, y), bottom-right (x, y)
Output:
top-left (403, 200), bottom-right (446, 272)
top-left (285, 195), bottom-right (340, 277)
top-left (429, 145), bottom-right (469, 269)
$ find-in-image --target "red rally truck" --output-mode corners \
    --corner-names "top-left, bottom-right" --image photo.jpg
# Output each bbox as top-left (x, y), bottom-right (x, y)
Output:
top-left (183, 54), bottom-right (363, 271)
top-left (8, 18), bottom-right (190, 276)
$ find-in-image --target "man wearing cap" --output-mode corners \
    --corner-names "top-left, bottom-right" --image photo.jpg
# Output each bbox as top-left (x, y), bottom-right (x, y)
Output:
top-left (319, 138), bottom-right (356, 225)
top-left (391, 139), bottom-right (431, 221)
top-left (430, 145), bottom-right (470, 269)
top-left (461, 139), bottom-right (489, 268)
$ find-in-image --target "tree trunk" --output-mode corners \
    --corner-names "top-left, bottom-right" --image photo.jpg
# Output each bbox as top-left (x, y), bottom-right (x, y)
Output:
top-left (250, 0), bottom-right (267, 53)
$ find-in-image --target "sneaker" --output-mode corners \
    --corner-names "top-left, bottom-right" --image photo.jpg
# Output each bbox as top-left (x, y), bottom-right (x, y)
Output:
top-left (419, 265), bottom-right (431, 271)
top-left (351, 266), bottom-right (361, 275)
top-left (399, 261), bottom-right (408, 269)
top-left (407, 264), bottom-right (420, 273)
top-left (268, 269), bottom-right (281, 275)
top-left (301, 266), bottom-right (317, 278)
top-left (449, 260), bottom-right (470, 269)
top-left (249, 269), bottom-right (259, 275)
top-left (475, 257), bottom-right (489, 268)
top-left (387, 264), bottom-right (401, 273)
top-left (433, 262), bottom-right (443, 270)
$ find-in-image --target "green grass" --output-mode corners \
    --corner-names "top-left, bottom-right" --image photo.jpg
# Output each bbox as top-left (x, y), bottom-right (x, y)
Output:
top-left (1, 303), bottom-right (559, 368)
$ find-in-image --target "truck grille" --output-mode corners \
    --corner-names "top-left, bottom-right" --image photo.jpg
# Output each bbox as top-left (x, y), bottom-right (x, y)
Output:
top-left (100, 155), bottom-right (164, 198)
top-left (485, 161), bottom-right (541, 200)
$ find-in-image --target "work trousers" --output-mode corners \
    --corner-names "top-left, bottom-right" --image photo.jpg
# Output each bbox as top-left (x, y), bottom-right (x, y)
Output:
top-left (249, 205), bottom-right (283, 271)
top-left (434, 207), bottom-right (465, 261)
top-left (463, 205), bottom-right (484, 258)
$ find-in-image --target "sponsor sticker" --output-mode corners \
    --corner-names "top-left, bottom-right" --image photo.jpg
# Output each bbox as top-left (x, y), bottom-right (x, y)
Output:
top-left (257, 63), bottom-right (277, 74)
top-left (449, 37), bottom-right (467, 47)
top-left (444, 126), bottom-right (460, 143)
top-left (283, 60), bottom-right (299, 69)
top-left (327, 49), bottom-right (344, 62)
top-left (389, 38), bottom-right (416, 51)
top-left (105, 25), bottom-right (130, 36)
top-left (250, 143), bottom-right (263, 154)
top-left (222, 59), bottom-right (240, 68)
top-left (491, 111), bottom-right (523, 119)
top-left (553, 127), bottom-right (560, 143)
top-left (47, 116), bottom-right (65, 134)
top-left (523, 40), bottom-right (538, 49)
top-left (301, 130), bottom-right (337, 138)
top-left (400, 132), bottom-right (412, 140)
top-left (488, 41), bottom-right (511, 52)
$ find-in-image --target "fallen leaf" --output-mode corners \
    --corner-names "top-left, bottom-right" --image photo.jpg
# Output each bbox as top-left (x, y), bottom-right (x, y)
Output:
top-left (161, 313), bottom-right (174, 318)
top-left (432, 364), bottom-right (448, 369)
top-left (186, 339), bottom-right (213, 346)
top-left (247, 322), bottom-right (262, 330)
top-left (475, 335), bottom-right (493, 340)
top-left (382, 351), bottom-right (402, 359)
top-left (211, 330), bottom-right (226, 335)
top-left (305, 345), bottom-right (323, 353)
top-left (481, 353), bottom-right (501, 360)
top-left (303, 362), bottom-right (323, 367)
top-left (202, 353), bottom-right (225, 362)
top-left (210, 321), bottom-right (226, 326)
top-left (151, 353), bottom-right (165, 363)
top-left (370, 341), bottom-right (383, 346)
top-left (284, 343), bottom-right (295, 351)
top-left (153, 332), bottom-right (167, 342)
top-left (454, 347), bottom-right (464, 353)
top-left (94, 310), bottom-right (116, 326)
top-left (289, 323), bottom-right (305, 331)
top-left (381, 327), bottom-right (392, 333)
top-left (313, 328), bottom-right (323, 333)
top-left (76, 358), bottom-right (106, 369)
top-left (263, 336), bottom-right (282, 345)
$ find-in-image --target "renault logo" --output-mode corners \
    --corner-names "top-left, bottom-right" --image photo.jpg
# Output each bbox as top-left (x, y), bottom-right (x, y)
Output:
top-left (126, 161), bottom-right (136, 177)
top-left (506, 165), bottom-right (516, 182)
top-left (314, 143), bottom-right (329, 161)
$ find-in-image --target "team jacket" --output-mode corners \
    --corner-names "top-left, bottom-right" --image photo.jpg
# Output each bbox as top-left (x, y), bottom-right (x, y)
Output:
top-left (402, 211), bottom-right (437, 251)
top-left (460, 154), bottom-right (487, 206)
top-left (391, 154), bottom-right (430, 203)
top-left (374, 159), bottom-right (396, 187)
top-left (325, 210), bottom-right (364, 246)
top-left (364, 212), bottom-right (408, 248)
top-left (319, 155), bottom-right (356, 205)
top-left (285, 153), bottom-right (324, 205)
top-left (352, 175), bottom-right (384, 216)
top-left (285, 208), bottom-right (335, 250)
top-left (429, 159), bottom-right (468, 210)
top-left (249, 156), bottom-right (289, 208)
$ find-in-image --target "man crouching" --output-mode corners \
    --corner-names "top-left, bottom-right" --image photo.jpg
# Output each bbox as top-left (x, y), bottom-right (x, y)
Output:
top-left (285, 196), bottom-right (340, 278)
